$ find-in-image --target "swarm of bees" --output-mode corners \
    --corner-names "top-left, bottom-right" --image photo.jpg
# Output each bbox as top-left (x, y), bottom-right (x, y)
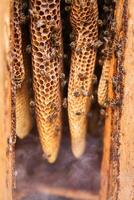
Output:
top-left (9, 0), bottom-right (125, 163)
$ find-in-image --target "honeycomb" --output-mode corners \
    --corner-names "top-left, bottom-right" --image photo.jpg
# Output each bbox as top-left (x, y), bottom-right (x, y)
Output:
top-left (10, 0), bottom-right (25, 85)
top-left (16, 78), bottom-right (33, 139)
top-left (30, 0), bottom-right (63, 163)
top-left (98, 60), bottom-right (111, 106)
top-left (68, 0), bottom-right (98, 157)
top-left (97, 2), bottom-right (115, 106)
top-left (10, 0), bottom-right (32, 138)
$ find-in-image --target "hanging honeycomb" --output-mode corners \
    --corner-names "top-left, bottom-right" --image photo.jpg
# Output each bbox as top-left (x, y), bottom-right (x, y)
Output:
top-left (30, 0), bottom-right (63, 163)
top-left (9, 0), bottom-right (116, 163)
top-left (68, 0), bottom-right (98, 158)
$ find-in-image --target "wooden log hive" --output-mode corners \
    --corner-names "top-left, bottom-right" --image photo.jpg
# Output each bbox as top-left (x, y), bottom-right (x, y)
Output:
top-left (0, 0), bottom-right (134, 200)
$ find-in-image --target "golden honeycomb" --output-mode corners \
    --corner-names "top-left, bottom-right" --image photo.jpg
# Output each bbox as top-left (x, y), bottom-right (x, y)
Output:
top-left (10, 0), bottom-right (25, 85)
top-left (68, 0), bottom-right (98, 157)
top-left (30, 0), bottom-right (63, 163)
top-left (10, 0), bottom-right (32, 139)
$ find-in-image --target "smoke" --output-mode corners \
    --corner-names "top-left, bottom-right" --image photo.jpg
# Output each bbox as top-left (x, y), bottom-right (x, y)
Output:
top-left (15, 133), bottom-right (102, 199)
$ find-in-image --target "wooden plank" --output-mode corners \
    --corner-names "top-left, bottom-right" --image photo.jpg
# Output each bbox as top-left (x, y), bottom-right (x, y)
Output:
top-left (118, 0), bottom-right (134, 198)
top-left (0, 1), bottom-right (14, 200)
top-left (100, 1), bottom-right (134, 199)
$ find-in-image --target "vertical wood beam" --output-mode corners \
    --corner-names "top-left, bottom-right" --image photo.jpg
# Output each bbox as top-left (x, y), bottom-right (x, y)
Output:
top-left (118, 0), bottom-right (134, 198)
top-left (100, 1), bottom-right (134, 199)
top-left (0, 1), bottom-right (14, 200)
